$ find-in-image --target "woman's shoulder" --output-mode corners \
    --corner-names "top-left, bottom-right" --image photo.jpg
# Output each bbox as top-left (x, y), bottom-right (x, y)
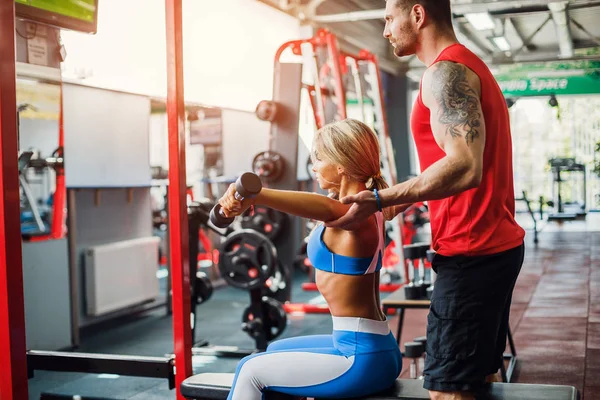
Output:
top-left (342, 214), bottom-right (381, 239)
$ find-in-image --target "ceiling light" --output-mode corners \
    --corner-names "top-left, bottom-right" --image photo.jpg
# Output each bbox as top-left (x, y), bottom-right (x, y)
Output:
top-left (490, 36), bottom-right (511, 51)
top-left (464, 13), bottom-right (496, 31)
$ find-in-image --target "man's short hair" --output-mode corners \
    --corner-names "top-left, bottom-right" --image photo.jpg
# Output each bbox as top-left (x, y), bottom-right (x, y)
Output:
top-left (393, 0), bottom-right (453, 29)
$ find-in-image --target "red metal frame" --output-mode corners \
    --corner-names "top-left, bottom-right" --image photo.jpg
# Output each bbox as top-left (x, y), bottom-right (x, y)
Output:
top-left (49, 96), bottom-right (66, 239)
top-left (0, 1), bottom-right (29, 399)
top-left (323, 30), bottom-right (347, 121)
top-left (198, 229), bottom-right (213, 261)
top-left (301, 282), bottom-right (402, 293)
top-left (283, 303), bottom-right (331, 314)
top-left (29, 82), bottom-right (66, 242)
top-left (303, 84), bottom-right (323, 129)
top-left (274, 29), bottom-right (348, 129)
top-left (165, 0), bottom-right (192, 397)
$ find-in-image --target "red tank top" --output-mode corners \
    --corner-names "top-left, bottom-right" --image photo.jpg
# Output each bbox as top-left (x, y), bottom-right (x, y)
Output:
top-left (411, 43), bottom-right (525, 256)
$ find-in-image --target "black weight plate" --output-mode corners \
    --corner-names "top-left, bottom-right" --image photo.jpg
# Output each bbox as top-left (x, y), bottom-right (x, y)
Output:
top-left (218, 229), bottom-right (277, 290)
top-left (240, 206), bottom-right (287, 242)
top-left (242, 297), bottom-right (287, 342)
top-left (262, 297), bottom-right (287, 341)
top-left (195, 271), bottom-right (213, 304)
top-left (404, 284), bottom-right (422, 300)
top-left (252, 151), bottom-right (284, 183)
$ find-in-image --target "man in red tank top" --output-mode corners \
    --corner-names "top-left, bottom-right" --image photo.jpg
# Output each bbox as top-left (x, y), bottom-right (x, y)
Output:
top-left (325, 1), bottom-right (526, 398)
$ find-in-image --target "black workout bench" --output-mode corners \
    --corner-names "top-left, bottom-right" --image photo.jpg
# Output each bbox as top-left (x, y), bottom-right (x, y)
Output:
top-left (180, 373), bottom-right (580, 400)
top-left (381, 288), bottom-right (518, 383)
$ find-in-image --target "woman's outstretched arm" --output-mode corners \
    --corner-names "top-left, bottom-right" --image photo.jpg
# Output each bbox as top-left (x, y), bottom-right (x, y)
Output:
top-left (218, 184), bottom-right (350, 223)
top-left (255, 188), bottom-right (350, 222)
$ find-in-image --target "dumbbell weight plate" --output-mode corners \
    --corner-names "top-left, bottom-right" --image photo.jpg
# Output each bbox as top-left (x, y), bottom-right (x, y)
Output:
top-left (240, 206), bottom-right (287, 242)
top-left (426, 249), bottom-right (436, 263)
top-left (210, 203), bottom-right (235, 228)
top-left (263, 297), bottom-right (287, 341)
top-left (195, 271), bottom-right (213, 304)
top-left (426, 286), bottom-right (434, 300)
top-left (242, 297), bottom-right (287, 342)
top-left (404, 284), bottom-right (422, 300)
top-left (403, 242), bottom-right (431, 260)
top-left (252, 151), bottom-right (284, 183)
top-left (218, 229), bottom-right (277, 290)
top-left (413, 335), bottom-right (427, 349)
top-left (404, 341), bottom-right (424, 358)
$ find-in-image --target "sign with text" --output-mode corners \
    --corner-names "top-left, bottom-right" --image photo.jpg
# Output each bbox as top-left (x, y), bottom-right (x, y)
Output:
top-left (495, 60), bottom-right (600, 97)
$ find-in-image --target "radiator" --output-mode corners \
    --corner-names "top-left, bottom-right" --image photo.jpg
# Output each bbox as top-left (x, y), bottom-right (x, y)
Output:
top-left (84, 237), bottom-right (160, 316)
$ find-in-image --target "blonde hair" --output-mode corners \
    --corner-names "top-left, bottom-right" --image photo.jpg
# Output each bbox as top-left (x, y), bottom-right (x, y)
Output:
top-left (312, 118), bottom-right (394, 220)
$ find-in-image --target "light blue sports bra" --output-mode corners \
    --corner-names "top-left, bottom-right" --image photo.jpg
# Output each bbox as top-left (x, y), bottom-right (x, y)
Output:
top-left (306, 212), bottom-right (385, 275)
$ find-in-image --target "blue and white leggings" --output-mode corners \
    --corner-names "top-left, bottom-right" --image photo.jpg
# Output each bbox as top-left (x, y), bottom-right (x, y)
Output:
top-left (227, 317), bottom-right (402, 400)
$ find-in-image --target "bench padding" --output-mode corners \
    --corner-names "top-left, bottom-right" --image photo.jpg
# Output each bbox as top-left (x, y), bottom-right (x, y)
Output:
top-left (181, 373), bottom-right (580, 400)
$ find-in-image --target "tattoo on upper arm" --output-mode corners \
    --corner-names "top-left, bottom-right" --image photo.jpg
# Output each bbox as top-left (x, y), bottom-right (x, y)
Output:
top-left (431, 62), bottom-right (481, 145)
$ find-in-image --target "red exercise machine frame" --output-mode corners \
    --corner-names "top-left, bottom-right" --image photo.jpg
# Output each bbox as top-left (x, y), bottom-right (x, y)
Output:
top-left (273, 30), bottom-right (410, 315)
top-left (1, 1), bottom-right (193, 399)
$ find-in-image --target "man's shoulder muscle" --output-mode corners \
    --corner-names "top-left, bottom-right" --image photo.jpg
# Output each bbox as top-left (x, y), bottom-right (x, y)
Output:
top-left (422, 61), bottom-right (481, 106)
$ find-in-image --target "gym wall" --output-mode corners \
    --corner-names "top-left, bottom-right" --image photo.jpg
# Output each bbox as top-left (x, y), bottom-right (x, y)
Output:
top-left (59, 0), bottom-right (302, 112)
top-left (62, 83), bottom-right (158, 329)
top-left (63, 83), bottom-right (151, 188)
top-left (221, 109), bottom-right (270, 178)
top-left (148, 107), bottom-right (270, 198)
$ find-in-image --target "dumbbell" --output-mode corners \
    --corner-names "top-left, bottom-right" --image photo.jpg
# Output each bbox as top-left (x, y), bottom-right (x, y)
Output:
top-left (403, 243), bottom-right (431, 300)
top-left (404, 341), bottom-right (425, 379)
top-left (413, 336), bottom-right (427, 379)
top-left (426, 249), bottom-right (436, 300)
top-left (209, 172), bottom-right (263, 228)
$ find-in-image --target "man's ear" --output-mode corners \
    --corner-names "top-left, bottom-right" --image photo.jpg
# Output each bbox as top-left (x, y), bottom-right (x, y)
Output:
top-left (412, 4), bottom-right (426, 28)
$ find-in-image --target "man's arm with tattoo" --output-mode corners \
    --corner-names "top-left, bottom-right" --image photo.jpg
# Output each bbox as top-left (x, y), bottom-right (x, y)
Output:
top-left (379, 61), bottom-right (486, 207)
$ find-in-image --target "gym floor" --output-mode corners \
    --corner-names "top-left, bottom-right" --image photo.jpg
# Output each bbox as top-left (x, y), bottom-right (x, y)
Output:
top-left (29, 219), bottom-right (600, 400)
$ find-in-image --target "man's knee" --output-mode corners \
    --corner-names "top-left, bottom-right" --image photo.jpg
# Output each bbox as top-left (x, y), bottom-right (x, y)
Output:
top-left (428, 390), bottom-right (475, 400)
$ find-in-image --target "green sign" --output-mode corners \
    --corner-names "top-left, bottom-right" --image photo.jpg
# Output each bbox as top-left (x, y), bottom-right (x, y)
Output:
top-left (494, 59), bottom-right (600, 97)
top-left (15, 0), bottom-right (96, 22)
top-left (15, 0), bottom-right (98, 33)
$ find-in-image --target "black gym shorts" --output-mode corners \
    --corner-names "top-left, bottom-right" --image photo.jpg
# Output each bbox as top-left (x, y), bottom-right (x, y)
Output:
top-left (423, 242), bottom-right (525, 393)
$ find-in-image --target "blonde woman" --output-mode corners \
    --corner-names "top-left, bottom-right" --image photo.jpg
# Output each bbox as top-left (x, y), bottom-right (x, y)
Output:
top-left (217, 119), bottom-right (403, 400)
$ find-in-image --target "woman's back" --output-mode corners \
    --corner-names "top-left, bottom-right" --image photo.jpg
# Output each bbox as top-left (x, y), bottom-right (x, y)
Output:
top-left (308, 214), bottom-right (386, 321)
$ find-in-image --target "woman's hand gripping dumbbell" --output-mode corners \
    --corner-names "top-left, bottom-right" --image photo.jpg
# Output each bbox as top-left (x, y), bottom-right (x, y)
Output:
top-left (209, 172), bottom-right (263, 228)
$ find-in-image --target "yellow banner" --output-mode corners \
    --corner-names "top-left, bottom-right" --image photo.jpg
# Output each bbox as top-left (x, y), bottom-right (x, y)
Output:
top-left (16, 79), bottom-right (61, 120)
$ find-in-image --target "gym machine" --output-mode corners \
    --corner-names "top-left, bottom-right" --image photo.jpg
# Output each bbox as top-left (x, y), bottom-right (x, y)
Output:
top-left (547, 157), bottom-right (587, 221)
top-left (174, 173), bottom-right (289, 358)
top-left (17, 98), bottom-right (66, 241)
top-left (515, 190), bottom-right (544, 244)
top-left (18, 151), bottom-right (48, 235)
